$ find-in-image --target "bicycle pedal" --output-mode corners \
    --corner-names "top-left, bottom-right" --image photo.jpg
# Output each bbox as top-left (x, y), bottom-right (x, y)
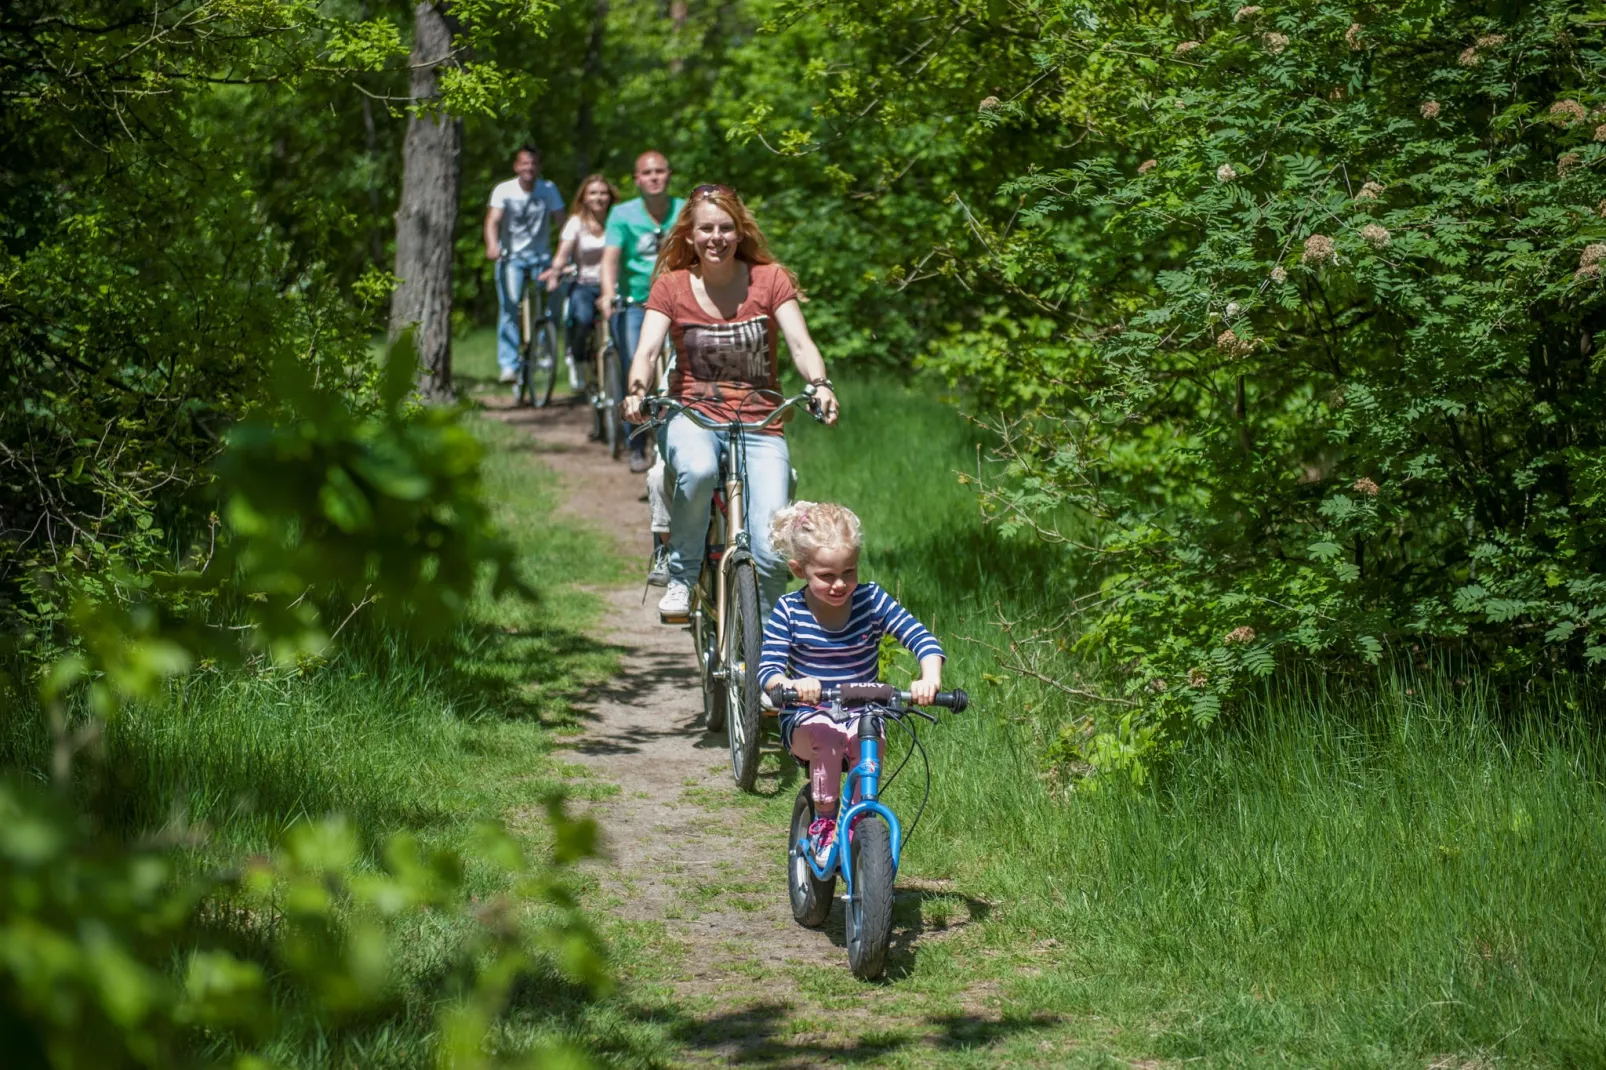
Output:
top-left (658, 610), bottom-right (691, 625)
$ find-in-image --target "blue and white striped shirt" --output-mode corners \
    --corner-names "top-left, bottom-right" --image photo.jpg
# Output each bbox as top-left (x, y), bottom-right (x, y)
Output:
top-left (758, 583), bottom-right (945, 694)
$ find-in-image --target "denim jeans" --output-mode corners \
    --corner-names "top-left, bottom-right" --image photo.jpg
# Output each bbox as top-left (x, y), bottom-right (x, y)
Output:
top-left (566, 282), bottom-right (601, 373)
top-left (495, 252), bottom-right (550, 376)
top-left (663, 414), bottom-right (792, 614)
top-left (611, 303), bottom-right (648, 459)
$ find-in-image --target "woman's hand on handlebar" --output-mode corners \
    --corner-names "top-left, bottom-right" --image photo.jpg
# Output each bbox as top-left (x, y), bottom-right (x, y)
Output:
top-left (813, 385), bottom-right (839, 426)
top-left (622, 394), bottom-right (647, 424)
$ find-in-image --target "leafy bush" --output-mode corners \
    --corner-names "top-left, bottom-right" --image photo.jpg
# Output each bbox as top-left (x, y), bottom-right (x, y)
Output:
top-left (0, 778), bottom-right (604, 1069)
top-left (745, 0), bottom-right (1606, 774)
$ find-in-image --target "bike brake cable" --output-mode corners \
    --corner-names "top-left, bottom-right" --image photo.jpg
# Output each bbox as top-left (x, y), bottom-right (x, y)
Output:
top-left (900, 720), bottom-right (934, 847)
top-left (882, 710), bottom-right (916, 793)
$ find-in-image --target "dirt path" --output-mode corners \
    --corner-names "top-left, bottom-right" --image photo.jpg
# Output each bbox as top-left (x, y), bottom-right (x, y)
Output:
top-left (488, 399), bottom-right (1030, 1067)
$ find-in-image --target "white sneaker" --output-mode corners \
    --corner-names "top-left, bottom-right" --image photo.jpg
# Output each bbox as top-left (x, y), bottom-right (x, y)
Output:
top-left (498, 369), bottom-right (517, 384)
top-left (646, 543), bottom-right (670, 587)
top-left (657, 582), bottom-right (691, 620)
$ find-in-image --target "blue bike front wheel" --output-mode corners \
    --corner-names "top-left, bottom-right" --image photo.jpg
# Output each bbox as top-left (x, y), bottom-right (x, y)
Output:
top-left (845, 813), bottom-right (894, 980)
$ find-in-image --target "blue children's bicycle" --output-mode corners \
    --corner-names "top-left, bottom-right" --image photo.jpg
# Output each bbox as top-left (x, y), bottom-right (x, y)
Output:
top-left (774, 682), bottom-right (969, 980)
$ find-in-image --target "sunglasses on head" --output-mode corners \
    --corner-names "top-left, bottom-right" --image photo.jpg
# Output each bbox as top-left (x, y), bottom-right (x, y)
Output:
top-left (691, 183), bottom-right (736, 200)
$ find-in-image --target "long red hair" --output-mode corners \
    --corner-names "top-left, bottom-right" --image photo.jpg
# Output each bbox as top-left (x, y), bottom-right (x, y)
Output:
top-left (653, 186), bottom-right (801, 292)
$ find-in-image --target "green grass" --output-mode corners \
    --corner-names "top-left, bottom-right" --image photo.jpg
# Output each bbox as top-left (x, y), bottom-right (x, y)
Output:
top-left (54, 414), bottom-right (629, 852)
top-left (784, 371), bottom-right (1606, 1066)
top-left (0, 406), bottom-right (662, 1066)
top-left (12, 347), bottom-right (1602, 1066)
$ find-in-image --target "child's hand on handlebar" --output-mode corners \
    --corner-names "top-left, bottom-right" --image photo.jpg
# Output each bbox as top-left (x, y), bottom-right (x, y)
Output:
top-left (622, 395), bottom-right (647, 423)
top-left (909, 674), bottom-right (942, 706)
top-left (782, 677), bottom-right (823, 705)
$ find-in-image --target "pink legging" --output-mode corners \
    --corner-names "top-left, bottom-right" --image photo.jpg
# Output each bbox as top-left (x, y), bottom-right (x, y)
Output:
top-left (790, 717), bottom-right (880, 816)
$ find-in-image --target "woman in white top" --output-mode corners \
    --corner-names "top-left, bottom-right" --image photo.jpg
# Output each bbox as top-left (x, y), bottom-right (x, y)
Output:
top-left (545, 174), bottom-right (618, 395)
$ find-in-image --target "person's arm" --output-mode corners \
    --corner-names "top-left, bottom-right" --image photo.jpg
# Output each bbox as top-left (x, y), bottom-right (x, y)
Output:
top-left (483, 206), bottom-right (502, 261)
top-left (543, 235), bottom-right (576, 290)
top-left (874, 588), bottom-right (945, 704)
top-left (759, 600), bottom-right (796, 693)
top-left (773, 298), bottom-right (838, 425)
top-left (620, 309), bottom-right (672, 423)
top-left (599, 245), bottom-right (622, 318)
top-left (545, 183), bottom-right (566, 242)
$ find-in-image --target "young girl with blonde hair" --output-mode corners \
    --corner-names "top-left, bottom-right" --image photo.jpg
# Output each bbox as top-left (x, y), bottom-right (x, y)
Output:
top-left (757, 501), bottom-right (945, 863)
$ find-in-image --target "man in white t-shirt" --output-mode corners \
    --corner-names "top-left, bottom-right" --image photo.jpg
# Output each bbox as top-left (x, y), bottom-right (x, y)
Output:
top-left (483, 144), bottom-right (565, 384)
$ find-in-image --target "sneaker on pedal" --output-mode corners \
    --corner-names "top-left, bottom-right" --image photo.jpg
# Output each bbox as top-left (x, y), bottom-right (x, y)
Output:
top-left (808, 817), bottom-right (837, 866)
top-left (657, 582), bottom-right (691, 622)
top-left (646, 543), bottom-right (670, 587)
top-left (498, 369), bottom-right (517, 384)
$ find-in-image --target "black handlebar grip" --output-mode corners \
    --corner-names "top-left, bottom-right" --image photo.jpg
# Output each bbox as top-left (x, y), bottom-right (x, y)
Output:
top-left (840, 682), bottom-right (896, 705)
top-left (936, 689), bottom-right (969, 712)
top-left (777, 686), bottom-right (800, 706)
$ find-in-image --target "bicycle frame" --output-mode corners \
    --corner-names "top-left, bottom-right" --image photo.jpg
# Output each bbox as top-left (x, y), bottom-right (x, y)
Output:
top-left (796, 701), bottom-right (904, 897)
top-left (512, 261), bottom-right (554, 345)
top-left (641, 391), bottom-right (820, 654)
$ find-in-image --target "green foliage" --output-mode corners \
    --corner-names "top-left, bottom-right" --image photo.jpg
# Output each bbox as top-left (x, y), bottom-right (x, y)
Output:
top-left (788, 370), bottom-right (1606, 1062)
top-left (0, 0), bottom-right (555, 655)
top-left (0, 778), bottom-right (603, 1069)
top-left (217, 336), bottom-right (527, 658)
top-left (4, 335), bottom-right (609, 1066)
top-left (741, 0), bottom-right (1606, 772)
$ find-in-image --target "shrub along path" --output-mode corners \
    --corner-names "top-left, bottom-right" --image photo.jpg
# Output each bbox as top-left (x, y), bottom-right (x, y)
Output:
top-left (483, 397), bottom-right (1064, 1067)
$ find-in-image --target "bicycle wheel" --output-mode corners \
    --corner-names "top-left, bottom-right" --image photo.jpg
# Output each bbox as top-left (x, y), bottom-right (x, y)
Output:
top-left (527, 318), bottom-right (558, 409)
top-left (601, 339), bottom-right (625, 459)
top-left (724, 560), bottom-right (762, 790)
top-left (789, 784), bottom-right (836, 928)
top-left (587, 376), bottom-right (606, 442)
top-left (694, 574), bottom-right (726, 732)
top-left (845, 813), bottom-right (894, 980)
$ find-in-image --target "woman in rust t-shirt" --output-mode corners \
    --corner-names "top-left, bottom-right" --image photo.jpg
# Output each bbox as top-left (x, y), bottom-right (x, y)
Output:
top-left (621, 185), bottom-right (839, 620)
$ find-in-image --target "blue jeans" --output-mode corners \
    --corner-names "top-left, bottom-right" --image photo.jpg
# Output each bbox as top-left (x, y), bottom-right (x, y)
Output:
top-left (567, 282), bottom-right (601, 370)
top-left (663, 414), bottom-right (792, 613)
top-left (496, 252), bottom-right (551, 376)
top-left (612, 303), bottom-right (648, 459)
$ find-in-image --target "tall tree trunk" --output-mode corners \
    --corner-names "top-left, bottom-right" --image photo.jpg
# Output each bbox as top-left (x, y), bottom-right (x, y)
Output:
top-left (390, 0), bottom-right (461, 402)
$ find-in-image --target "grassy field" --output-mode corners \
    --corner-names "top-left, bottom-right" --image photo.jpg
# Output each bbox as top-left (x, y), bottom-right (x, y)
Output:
top-left (9, 335), bottom-right (1602, 1065)
top-left (0, 402), bottom-right (653, 1065)
top-left (778, 372), bottom-right (1606, 1066)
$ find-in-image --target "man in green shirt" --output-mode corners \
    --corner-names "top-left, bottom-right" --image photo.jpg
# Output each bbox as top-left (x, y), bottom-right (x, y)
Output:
top-left (600, 150), bottom-right (685, 472)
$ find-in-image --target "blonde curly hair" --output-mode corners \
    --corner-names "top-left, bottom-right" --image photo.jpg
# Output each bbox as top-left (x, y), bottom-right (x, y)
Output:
top-left (769, 501), bottom-right (862, 564)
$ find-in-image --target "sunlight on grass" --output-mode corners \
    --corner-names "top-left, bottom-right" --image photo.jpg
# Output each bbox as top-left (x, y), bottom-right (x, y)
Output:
top-left (0, 405), bottom-right (660, 1067)
top-left (788, 370), bottom-right (1606, 1065)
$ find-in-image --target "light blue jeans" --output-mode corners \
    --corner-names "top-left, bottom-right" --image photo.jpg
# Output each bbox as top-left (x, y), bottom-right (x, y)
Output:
top-left (612, 303), bottom-right (648, 461)
top-left (495, 252), bottom-right (551, 376)
top-left (663, 414), bottom-right (792, 613)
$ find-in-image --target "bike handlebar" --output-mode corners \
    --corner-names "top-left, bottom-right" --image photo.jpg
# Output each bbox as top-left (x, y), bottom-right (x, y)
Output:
top-left (774, 683), bottom-right (969, 713)
top-left (639, 388), bottom-right (826, 433)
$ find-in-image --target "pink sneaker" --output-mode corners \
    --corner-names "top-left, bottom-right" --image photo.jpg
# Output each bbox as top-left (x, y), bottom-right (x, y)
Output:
top-left (807, 817), bottom-right (837, 865)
